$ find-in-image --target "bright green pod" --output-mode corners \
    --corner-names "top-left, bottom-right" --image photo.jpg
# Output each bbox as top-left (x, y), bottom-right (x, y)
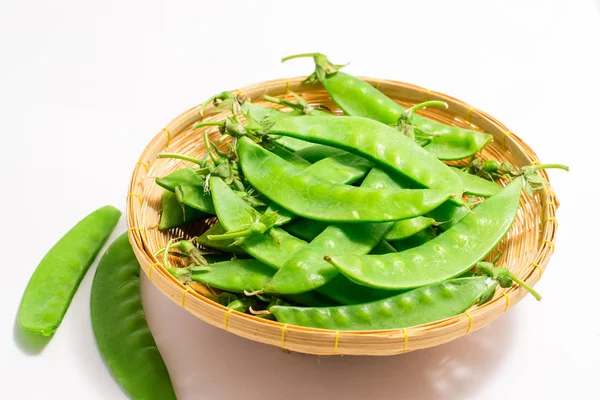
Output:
top-left (91, 233), bottom-right (176, 399)
top-left (18, 206), bottom-right (121, 336)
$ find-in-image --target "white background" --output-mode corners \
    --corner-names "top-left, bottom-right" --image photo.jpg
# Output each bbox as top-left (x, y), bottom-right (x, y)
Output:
top-left (1, 0), bottom-right (598, 399)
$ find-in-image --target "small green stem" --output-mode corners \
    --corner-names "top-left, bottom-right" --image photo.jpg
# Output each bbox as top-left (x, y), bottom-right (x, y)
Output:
top-left (409, 100), bottom-right (448, 113)
top-left (203, 131), bottom-right (219, 164)
top-left (281, 53), bottom-right (316, 63)
top-left (158, 153), bottom-right (204, 165)
top-left (531, 164), bottom-right (569, 172)
top-left (491, 251), bottom-right (502, 264)
top-left (193, 121), bottom-right (224, 129)
top-left (508, 273), bottom-right (542, 301)
top-left (207, 227), bottom-right (253, 241)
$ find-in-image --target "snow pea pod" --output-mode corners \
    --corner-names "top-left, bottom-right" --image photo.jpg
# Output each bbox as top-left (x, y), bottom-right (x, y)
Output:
top-left (285, 212), bottom-right (434, 244)
top-left (265, 168), bottom-right (398, 295)
top-left (210, 177), bottom-right (396, 304)
top-left (175, 184), bottom-right (215, 214)
top-left (265, 151), bottom-right (373, 225)
top-left (327, 179), bottom-right (522, 290)
top-left (18, 206), bottom-right (121, 336)
top-left (156, 168), bottom-right (204, 192)
top-left (238, 137), bottom-right (452, 223)
top-left (282, 53), bottom-right (493, 160)
top-left (173, 260), bottom-right (334, 307)
top-left (294, 145), bottom-right (346, 163)
top-left (270, 276), bottom-right (495, 331)
top-left (452, 167), bottom-right (500, 197)
top-left (385, 217), bottom-right (436, 242)
top-left (91, 233), bottom-right (176, 400)
top-left (159, 190), bottom-right (207, 231)
top-left (267, 116), bottom-right (464, 199)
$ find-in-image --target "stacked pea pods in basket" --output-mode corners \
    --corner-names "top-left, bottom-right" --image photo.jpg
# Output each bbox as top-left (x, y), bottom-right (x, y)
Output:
top-left (133, 53), bottom-right (567, 348)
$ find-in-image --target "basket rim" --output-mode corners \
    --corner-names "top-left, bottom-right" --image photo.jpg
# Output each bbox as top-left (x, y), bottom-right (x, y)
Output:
top-left (126, 75), bottom-right (558, 355)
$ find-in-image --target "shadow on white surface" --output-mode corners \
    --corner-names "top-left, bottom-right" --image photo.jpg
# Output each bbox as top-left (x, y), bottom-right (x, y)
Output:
top-left (12, 317), bottom-right (51, 355)
top-left (142, 274), bottom-right (516, 400)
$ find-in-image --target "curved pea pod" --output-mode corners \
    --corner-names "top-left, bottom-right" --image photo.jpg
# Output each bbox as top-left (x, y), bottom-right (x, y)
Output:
top-left (285, 215), bottom-right (435, 244)
top-left (159, 190), bottom-right (208, 231)
top-left (175, 184), bottom-right (215, 214)
top-left (211, 176), bottom-right (306, 268)
top-left (266, 143), bottom-right (312, 168)
top-left (384, 217), bottom-right (435, 242)
top-left (265, 168), bottom-right (398, 295)
top-left (284, 53), bottom-right (493, 160)
top-left (156, 167), bottom-right (204, 191)
top-left (177, 260), bottom-right (334, 307)
top-left (18, 206), bottom-right (121, 336)
top-left (294, 145), bottom-right (346, 163)
top-left (327, 179), bottom-right (522, 290)
top-left (91, 233), bottom-right (176, 400)
top-left (238, 137), bottom-right (452, 223)
top-left (268, 116), bottom-right (464, 198)
top-left (370, 240), bottom-right (398, 255)
top-left (195, 222), bottom-right (245, 254)
top-left (210, 177), bottom-right (392, 305)
top-left (265, 151), bottom-right (374, 225)
top-left (452, 167), bottom-right (500, 198)
top-left (427, 201), bottom-right (471, 231)
top-left (271, 276), bottom-right (495, 330)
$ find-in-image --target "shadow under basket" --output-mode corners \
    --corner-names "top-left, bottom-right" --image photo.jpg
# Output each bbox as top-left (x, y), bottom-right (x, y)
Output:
top-left (127, 76), bottom-right (559, 356)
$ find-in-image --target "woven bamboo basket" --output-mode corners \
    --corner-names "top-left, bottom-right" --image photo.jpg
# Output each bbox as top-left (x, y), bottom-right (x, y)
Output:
top-left (127, 76), bottom-right (558, 356)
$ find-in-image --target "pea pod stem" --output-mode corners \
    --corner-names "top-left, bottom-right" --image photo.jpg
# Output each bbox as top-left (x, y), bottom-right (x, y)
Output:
top-left (407, 100), bottom-right (448, 113)
top-left (208, 227), bottom-right (254, 241)
top-left (530, 164), bottom-right (569, 172)
top-left (508, 273), bottom-right (542, 301)
top-left (281, 53), bottom-right (317, 62)
top-left (158, 153), bottom-right (205, 166)
top-left (193, 121), bottom-right (223, 129)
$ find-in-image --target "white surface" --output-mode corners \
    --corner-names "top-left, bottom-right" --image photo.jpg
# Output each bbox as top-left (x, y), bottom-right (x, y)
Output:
top-left (1, 0), bottom-right (598, 399)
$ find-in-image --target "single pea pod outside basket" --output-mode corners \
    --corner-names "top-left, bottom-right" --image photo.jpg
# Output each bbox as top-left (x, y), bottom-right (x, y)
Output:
top-left (127, 76), bottom-right (560, 356)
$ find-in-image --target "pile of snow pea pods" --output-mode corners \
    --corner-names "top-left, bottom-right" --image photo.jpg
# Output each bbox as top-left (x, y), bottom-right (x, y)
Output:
top-left (157, 53), bottom-right (568, 331)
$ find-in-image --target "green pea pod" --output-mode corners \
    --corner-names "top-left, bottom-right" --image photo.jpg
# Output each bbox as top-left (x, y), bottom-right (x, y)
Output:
top-left (265, 168), bottom-right (398, 295)
top-left (265, 151), bottom-right (373, 225)
top-left (384, 217), bottom-right (436, 242)
top-left (179, 259), bottom-right (334, 307)
top-left (159, 190), bottom-right (208, 231)
top-left (282, 53), bottom-right (493, 160)
top-left (195, 222), bottom-right (246, 254)
top-left (271, 276), bottom-right (495, 330)
top-left (175, 184), bottom-right (216, 214)
top-left (210, 177), bottom-right (392, 304)
top-left (427, 201), bottom-right (472, 231)
top-left (265, 143), bottom-right (312, 168)
top-left (285, 214), bottom-right (435, 244)
top-left (267, 116), bottom-right (464, 199)
top-left (294, 145), bottom-right (346, 163)
top-left (238, 137), bottom-right (452, 222)
top-left (327, 179), bottom-right (522, 290)
top-left (18, 206), bottom-right (121, 336)
top-left (91, 233), bottom-right (176, 400)
top-left (156, 167), bottom-right (204, 192)
top-left (452, 167), bottom-right (500, 198)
